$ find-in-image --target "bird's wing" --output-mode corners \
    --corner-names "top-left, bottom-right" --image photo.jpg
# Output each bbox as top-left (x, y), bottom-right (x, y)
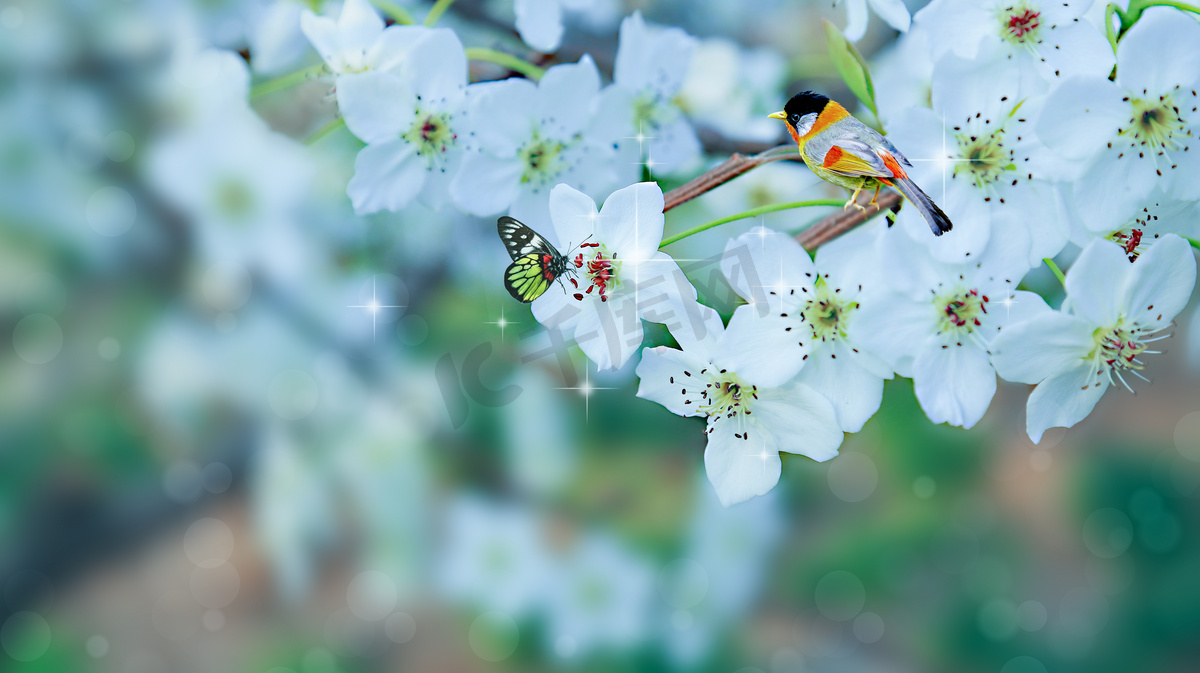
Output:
top-left (818, 138), bottom-right (893, 178)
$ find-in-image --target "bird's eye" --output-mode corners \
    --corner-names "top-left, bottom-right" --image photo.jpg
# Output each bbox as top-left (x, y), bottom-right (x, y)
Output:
top-left (789, 114), bottom-right (800, 124)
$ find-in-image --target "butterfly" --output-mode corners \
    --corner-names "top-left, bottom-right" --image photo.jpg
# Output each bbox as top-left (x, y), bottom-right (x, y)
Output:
top-left (498, 216), bottom-right (576, 303)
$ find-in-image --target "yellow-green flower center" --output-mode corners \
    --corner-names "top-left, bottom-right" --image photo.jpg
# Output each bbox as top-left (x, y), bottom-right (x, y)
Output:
top-left (934, 287), bottom-right (989, 336)
top-left (953, 129), bottom-right (1015, 188)
top-left (213, 176), bottom-right (255, 222)
top-left (800, 284), bottom-right (856, 343)
top-left (403, 108), bottom-right (457, 167)
top-left (518, 131), bottom-right (566, 189)
top-left (997, 2), bottom-right (1042, 46)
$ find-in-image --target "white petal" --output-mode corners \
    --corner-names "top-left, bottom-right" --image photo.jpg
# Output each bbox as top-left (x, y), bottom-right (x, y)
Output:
top-left (530, 278), bottom-right (584, 331)
top-left (867, 0), bottom-right (911, 32)
top-left (1025, 361), bottom-right (1108, 443)
top-left (1117, 6), bottom-right (1200, 97)
top-left (548, 183), bottom-right (599, 251)
top-left (405, 29), bottom-right (467, 103)
top-left (912, 0), bottom-right (990, 61)
top-left (931, 52), bottom-right (1019, 126)
top-left (797, 341), bottom-right (885, 433)
top-left (704, 422), bottom-right (782, 507)
top-left (912, 340), bottom-right (996, 428)
top-left (843, 0), bottom-right (870, 42)
top-left (721, 227), bottom-right (814, 305)
top-left (508, 187), bottom-right (554, 235)
top-left (371, 24), bottom-right (432, 73)
top-left (300, 10), bottom-right (341, 68)
top-left (648, 116), bottom-right (702, 176)
top-left (250, 2), bottom-right (307, 75)
top-left (852, 292), bottom-right (933, 376)
top-left (1124, 234), bottom-right (1197, 331)
top-left (1037, 22), bottom-right (1116, 83)
top-left (346, 140), bottom-right (425, 214)
top-left (1065, 237), bottom-right (1133, 327)
top-left (635, 346), bottom-right (708, 418)
top-left (990, 310), bottom-right (1095, 384)
top-left (449, 152), bottom-right (523, 215)
top-left (338, 0), bottom-right (384, 54)
top-left (1036, 77), bottom-right (1126, 162)
top-left (752, 384), bottom-right (843, 462)
top-left (597, 182), bottom-right (665, 259)
top-left (515, 0), bottom-right (564, 53)
top-left (714, 305), bottom-right (809, 389)
top-left (576, 296), bottom-right (643, 370)
top-left (338, 71), bottom-right (414, 144)
top-left (664, 302), bottom-right (726, 362)
top-left (1071, 148), bottom-right (1159, 233)
top-left (462, 78), bottom-right (536, 157)
top-left (614, 11), bottom-right (697, 95)
top-left (537, 55), bottom-right (602, 139)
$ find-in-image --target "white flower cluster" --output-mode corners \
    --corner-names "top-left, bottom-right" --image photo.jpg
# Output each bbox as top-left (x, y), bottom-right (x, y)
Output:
top-left (182, 0), bottom-right (1200, 508)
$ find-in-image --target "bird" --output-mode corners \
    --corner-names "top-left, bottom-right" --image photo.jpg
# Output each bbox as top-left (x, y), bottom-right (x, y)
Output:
top-left (769, 91), bottom-right (952, 236)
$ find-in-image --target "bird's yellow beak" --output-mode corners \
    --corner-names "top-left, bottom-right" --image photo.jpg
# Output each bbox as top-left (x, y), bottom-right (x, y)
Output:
top-left (768, 110), bottom-right (786, 120)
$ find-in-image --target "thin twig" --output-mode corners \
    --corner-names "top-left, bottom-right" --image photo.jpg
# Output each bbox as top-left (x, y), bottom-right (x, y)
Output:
top-left (795, 191), bottom-right (901, 250)
top-left (662, 146), bottom-right (800, 211)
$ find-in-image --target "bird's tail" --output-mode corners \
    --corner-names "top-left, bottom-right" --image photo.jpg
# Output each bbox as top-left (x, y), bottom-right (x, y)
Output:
top-left (890, 177), bottom-right (952, 236)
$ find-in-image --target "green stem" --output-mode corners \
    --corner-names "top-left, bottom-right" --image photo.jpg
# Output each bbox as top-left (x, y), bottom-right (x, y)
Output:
top-left (1105, 3), bottom-right (1119, 53)
top-left (305, 117), bottom-right (346, 145)
top-left (659, 200), bottom-right (845, 248)
top-left (1186, 236), bottom-right (1200, 252)
top-left (465, 47), bottom-right (546, 80)
top-left (1043, 258), bottom-right (1067, 287)
top-left (1113, 0), bottom-right (1200, 43)
top-left (424, 0), bottom-right (457, 26)
top-left (371, 0), bottom-right (416, 24)
top-left (250, 63), bottom-right (329, 99)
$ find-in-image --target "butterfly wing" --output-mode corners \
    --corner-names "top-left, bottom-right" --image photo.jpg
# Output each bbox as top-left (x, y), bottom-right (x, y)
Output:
top-left (497, 215), bottom-right (561, 260)
top-left (504, 253), bottom-right (555, 303)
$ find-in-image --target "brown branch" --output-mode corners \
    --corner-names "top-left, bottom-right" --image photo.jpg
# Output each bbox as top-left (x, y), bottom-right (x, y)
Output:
top-left (662, 147), bottom-right (801, 211)
top-left (796, 191), bottom-right (901, 250)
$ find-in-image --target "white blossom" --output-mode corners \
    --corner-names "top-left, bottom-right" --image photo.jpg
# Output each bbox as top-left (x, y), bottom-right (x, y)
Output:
top-left (840, 0), bottom-right (911, 43)
top-left (636, 305), bottom-right (843, 505)
top-left (593, 11), bottom-right (700, 181)
top-left (719, 226), bottom-right (894, 433)
top-left (531, 182), bottom-right (698, 370)
top-left (1037, 7), bottom-right (1200, 235)
top-left (451, 56), bottom-right (617, 230)
top-left (337, 28), bottom-right (469, 213)
top-left (991, 235), bottom-right (1196, 442)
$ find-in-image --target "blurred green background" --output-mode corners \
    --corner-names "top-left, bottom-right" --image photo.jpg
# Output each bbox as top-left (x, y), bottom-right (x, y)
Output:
top-left (3, 0), bottom-right (1200, 672)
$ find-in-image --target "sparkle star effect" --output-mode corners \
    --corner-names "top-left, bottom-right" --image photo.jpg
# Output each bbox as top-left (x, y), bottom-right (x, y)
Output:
top-left (484, 307), bottom-right (517, 341)
top-left (347, 275), bottom-right (405, 341)
top-left (555, 365), bottom-right (614, 423)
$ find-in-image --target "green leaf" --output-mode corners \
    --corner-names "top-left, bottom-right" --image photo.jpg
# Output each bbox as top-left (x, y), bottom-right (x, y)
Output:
top-left (822, 19), bottom-right (879, 120)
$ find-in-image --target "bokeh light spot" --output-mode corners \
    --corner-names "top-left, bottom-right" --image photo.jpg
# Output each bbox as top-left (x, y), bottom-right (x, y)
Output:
top-left (190, 562), bottom-right (240, 609)
top-left (912, 475), bottom-right (936, 498)
top-left (184, 517), bottom-right (235, 568)
top-left (827, 452), bottom-right (878, 502)
top-left (1082, 508), bottom-right (1133, 558)
top-left (104, 131), bottom-right (136, 162)
top-left (98, 337), bottom-right (121, 361)
top-left (86, 186), bottom-right (137, 236)
top-left (814, 570), bottom-right (866, 621)
top-left (346, 570), bottom-right (397, 621)
top-left (86, 635), bottom-right (109, 658)
top-left (13, 313), bottom-right (63, 364)
top-left (468, 611), bottom-right (519, 662)
top-left (1017, 600), bottom-right (1048, 631)
top-left (201, 462), bottom-right (233, 494)
top-left (163, 461), bottom-right (203, 503)
top-left (1001, 655), bottom-right (1048, 673)
top-left (268, 369), bottom-right (319, 420)
top-left (852, 611), bottom-right (885, 643)
top-left (385, 612), bottom-right (416, 644)
top-left (978, 599), bottom-right (1019, 641)
top-left (1, 611), bottom-right (51, 662)
top-left (1173, 411), bottom-right (1200, 461)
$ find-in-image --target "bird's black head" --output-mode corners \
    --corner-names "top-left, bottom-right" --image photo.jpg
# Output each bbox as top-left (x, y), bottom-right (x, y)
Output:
top-left (783, 91), bottom-right (830, 127)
